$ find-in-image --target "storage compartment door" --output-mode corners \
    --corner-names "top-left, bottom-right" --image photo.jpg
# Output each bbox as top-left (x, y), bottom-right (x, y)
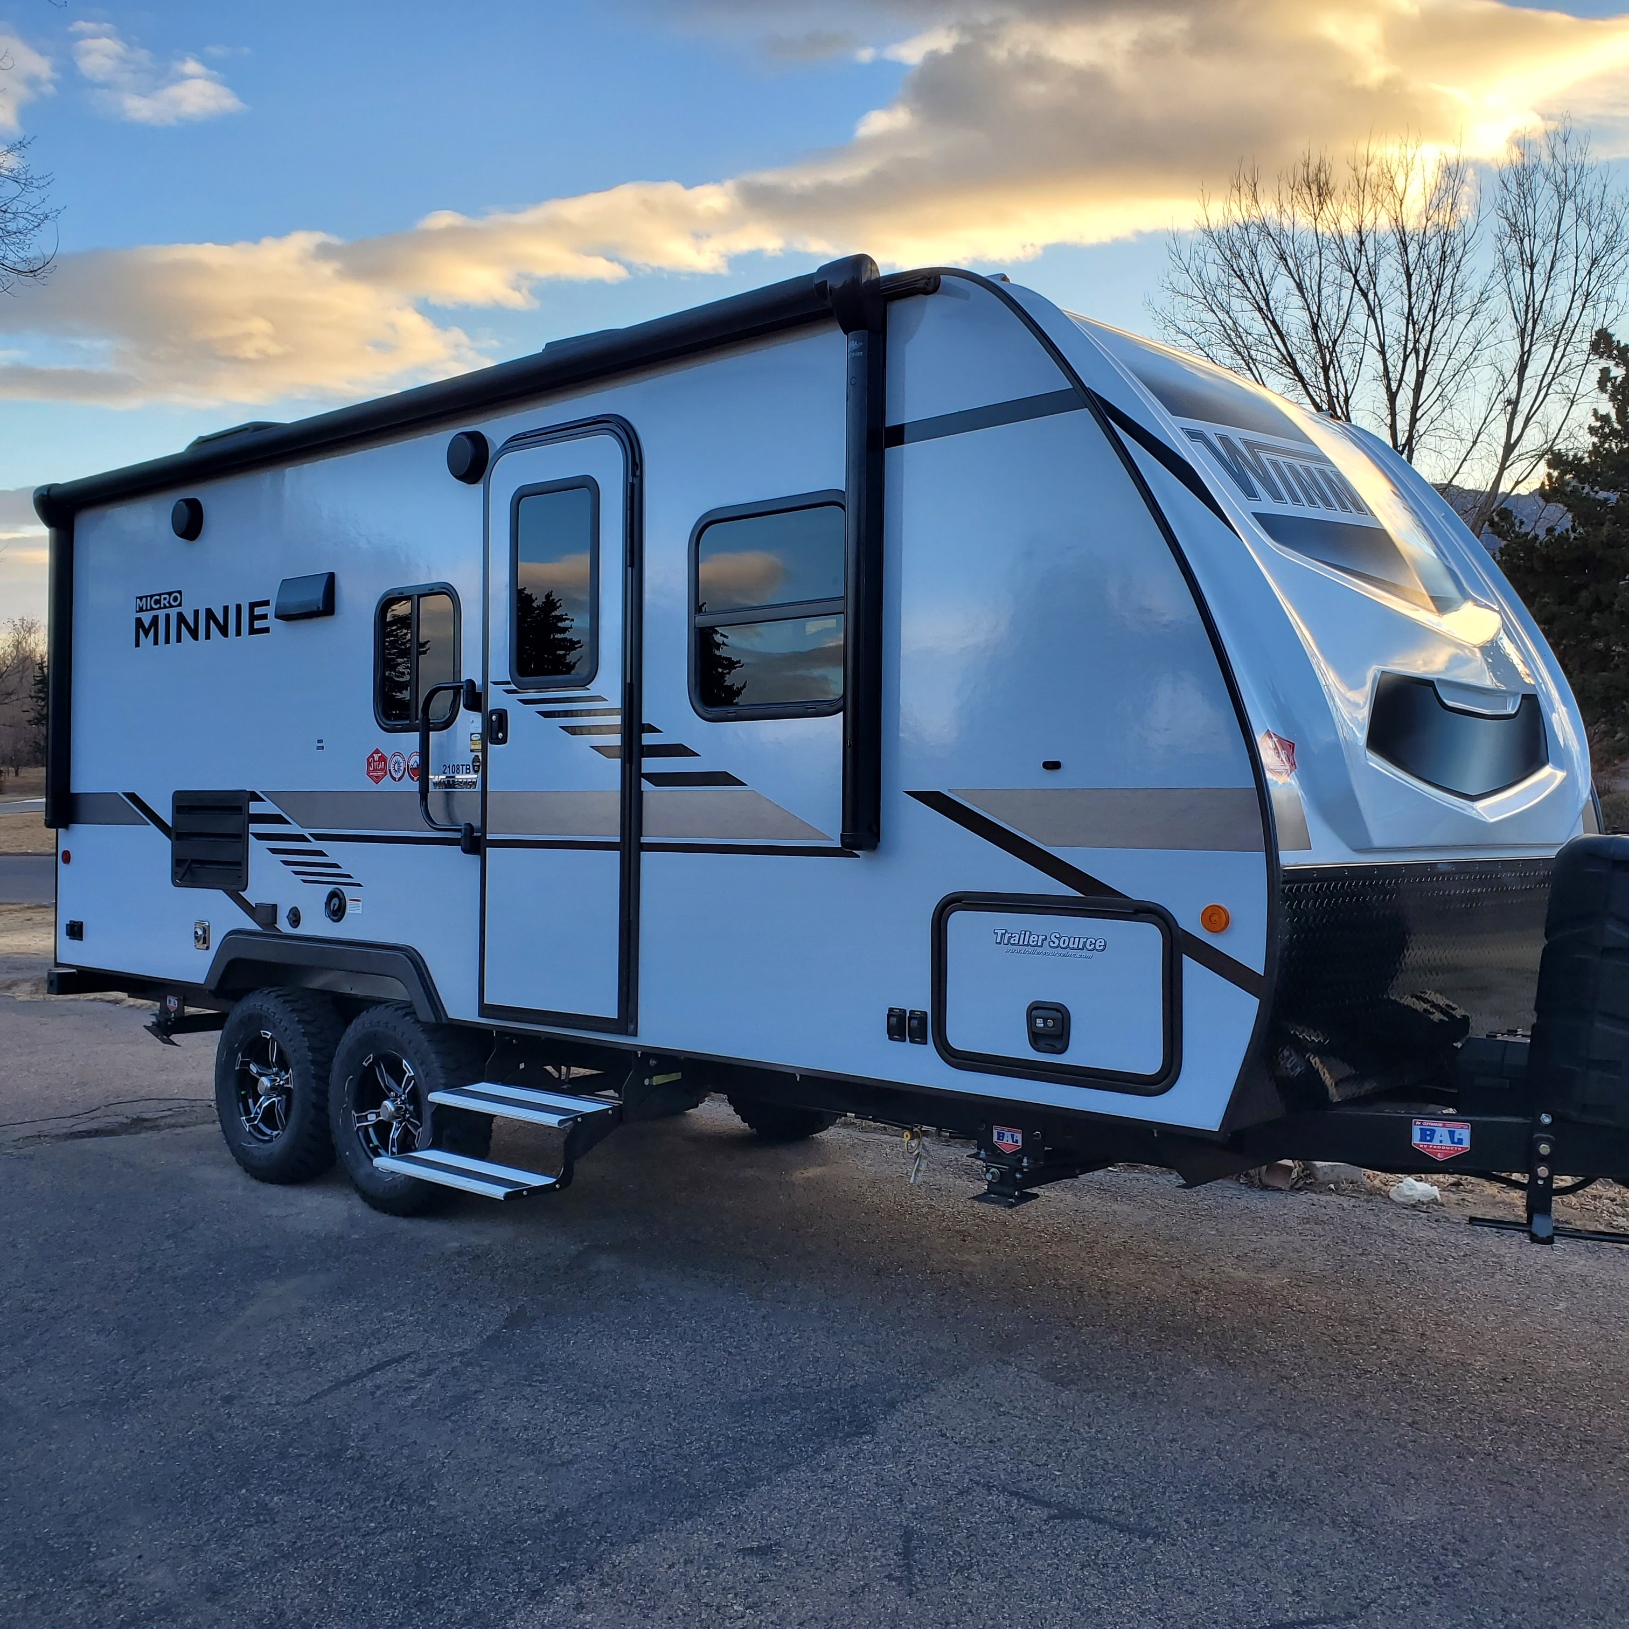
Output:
top-left (933, 895), bottom-right (1178, 1091)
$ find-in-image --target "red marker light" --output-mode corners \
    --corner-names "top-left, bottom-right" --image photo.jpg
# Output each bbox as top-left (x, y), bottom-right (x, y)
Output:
top-left (60, 849), bottom-right (71, 864)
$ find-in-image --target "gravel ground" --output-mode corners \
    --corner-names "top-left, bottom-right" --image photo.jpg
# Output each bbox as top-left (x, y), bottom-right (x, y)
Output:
top-left (4, 978), bottom-right (1629, 1628)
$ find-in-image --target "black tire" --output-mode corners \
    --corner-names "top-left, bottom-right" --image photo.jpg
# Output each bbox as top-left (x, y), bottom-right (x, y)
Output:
top-left (725, 1094), bottom-right (838, 1143)
top-left (214, 989), bottom-right (343, 1184)
top-left (329, 1003), bottom-right (490, 1216)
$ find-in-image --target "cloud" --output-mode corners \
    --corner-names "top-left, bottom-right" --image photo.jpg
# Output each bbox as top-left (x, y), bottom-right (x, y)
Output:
top-left (0, 32), bottom-right (54, 134)
top-left (5, 0), bottom-right (1629, 405)
top-left (763, 30), bottom-right (866, 63)
top-left (0, 484), bottom-right (45, 541)
top-left (0, 231), bottom-right (479, 404)
top-left (71, 22), bottom-right (244, 125)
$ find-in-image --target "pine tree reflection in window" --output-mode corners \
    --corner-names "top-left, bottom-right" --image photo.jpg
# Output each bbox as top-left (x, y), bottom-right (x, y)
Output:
top-left (514, 481), bottom-right (597, 686)
top-left (378, 597), bottom-right (414, 723)
top-left (693, 501), bottom-right (844, 714)
top-left (375, 590), bottom-right (459, 727)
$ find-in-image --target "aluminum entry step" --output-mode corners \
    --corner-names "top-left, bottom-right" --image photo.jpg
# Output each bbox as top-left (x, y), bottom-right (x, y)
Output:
top-left (373, 1148), bottom-right (559, 1199)
top-left (427, 1080), bottom-right (621, 1129)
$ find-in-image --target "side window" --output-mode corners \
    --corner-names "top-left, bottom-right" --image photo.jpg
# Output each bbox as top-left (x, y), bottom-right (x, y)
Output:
top-left (513, 477), bottom-right (598, 688)
top-left (690, 494), bottom-right (845, 718)
top-left (374, 586), bottom-right (460, 730)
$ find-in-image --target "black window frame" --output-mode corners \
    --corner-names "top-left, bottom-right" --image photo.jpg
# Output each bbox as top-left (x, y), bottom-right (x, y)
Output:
top-left (372, 582), bottom-right (462, 734)
top-left (509, 474), bottom-right (601, 691)
top-left (688, 489), bottom-right (846, 722)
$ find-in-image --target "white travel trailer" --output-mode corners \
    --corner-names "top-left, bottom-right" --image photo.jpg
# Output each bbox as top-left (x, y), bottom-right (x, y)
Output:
top-left (34, 257), bottom-right (1629, 1241)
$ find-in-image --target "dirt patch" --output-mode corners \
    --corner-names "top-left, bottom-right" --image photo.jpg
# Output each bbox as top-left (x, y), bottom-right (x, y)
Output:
top-left (0, 902), bottom-right (51, 959)
top-left (0, 903), bottom-right (148, 1005)
top-left (1277, 1157), bottom-right (1629, 1235)
top-left (0, 767), bottom-right (44, 798)
top-left (0, 810), bottom-right (52, 854)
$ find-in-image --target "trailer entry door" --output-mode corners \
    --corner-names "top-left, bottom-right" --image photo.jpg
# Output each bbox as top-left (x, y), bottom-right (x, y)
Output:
top-left (481, 428), bottom-right (640, 1031)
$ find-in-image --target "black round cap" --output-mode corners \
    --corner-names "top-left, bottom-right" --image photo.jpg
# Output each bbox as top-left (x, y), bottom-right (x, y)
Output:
top-left (171, 497), bottom-right (204, 540)
top-left (446, 430), bottom-right (490, 485)
top-left (324, 888), bottom-right (347, 923)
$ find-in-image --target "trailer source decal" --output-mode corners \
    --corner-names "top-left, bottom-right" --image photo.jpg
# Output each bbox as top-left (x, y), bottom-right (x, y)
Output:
top-left (1411, 1119), bottom-right (1471, 1161)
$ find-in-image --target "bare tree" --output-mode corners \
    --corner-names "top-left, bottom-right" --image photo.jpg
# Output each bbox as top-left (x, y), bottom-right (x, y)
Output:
top-left (1, 40), bottom-right (57, 292)
top-left (1448, 127), bottom-right (1629, 532)
top-left (1162, 152), bottom-right (1368, 422)
top-left (0, 617), bottom-right (46, 774)
top-left (1156, 125), bottom-right (1629, 534)
top-left (1341, 142), bottom-right (1490, 469)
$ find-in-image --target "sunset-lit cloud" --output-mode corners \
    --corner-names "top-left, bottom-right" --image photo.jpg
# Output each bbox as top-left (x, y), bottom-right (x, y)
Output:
top-left (4, 0), bottom-right (1629, 406)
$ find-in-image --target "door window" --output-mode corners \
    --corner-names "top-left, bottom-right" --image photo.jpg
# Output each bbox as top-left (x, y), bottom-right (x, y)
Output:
top-left (512, 477), bottom-right (599, 687)
top-left (690, 494), bottom-right (845, 717)
top-left (374, 586), bottom-right (460, 730)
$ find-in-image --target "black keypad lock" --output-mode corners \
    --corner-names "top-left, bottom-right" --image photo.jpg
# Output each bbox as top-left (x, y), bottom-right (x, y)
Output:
top-left (1026, 1001), bottom-right (1070, 1054)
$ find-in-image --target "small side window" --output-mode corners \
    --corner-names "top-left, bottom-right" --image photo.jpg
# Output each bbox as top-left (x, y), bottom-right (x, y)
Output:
top-left (690, 494), bottom-right (845, 719)
top-left (513, 477), bottom-right (599, 688)
top-left (374, 586), bottom-right (460, 731)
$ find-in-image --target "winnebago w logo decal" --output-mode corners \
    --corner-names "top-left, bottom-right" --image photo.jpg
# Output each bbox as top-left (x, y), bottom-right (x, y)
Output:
top-left (1184, 427), bottom-right (1372, 518)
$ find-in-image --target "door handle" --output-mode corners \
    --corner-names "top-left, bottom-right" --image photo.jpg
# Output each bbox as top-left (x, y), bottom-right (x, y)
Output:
top-left (418, 679), bottom-right (483, 854)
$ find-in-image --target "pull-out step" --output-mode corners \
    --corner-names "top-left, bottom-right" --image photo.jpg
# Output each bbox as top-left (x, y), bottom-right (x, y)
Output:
top-left (426, 1081), bottom-right (620, 1128)
top-left (374, 1080), bottom-right (626, 1201)
top-left (373, 1148), bottom-right (561, 1199)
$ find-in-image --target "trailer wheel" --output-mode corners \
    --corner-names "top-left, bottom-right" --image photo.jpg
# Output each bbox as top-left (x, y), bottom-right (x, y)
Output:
top-left (329, 1003), bottom-right (490, 1216)
top-left (725, 1094), bottom-right (838, 1143)
top-left (214, 989), bottom-right (343, 1184)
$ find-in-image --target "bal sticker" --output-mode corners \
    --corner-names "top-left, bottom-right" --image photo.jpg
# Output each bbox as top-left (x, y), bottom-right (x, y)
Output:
top-left (365, 747), bottom-right (388, 785)
top-left (387, 750), bottom-right (407, 783)
top-left (407, 750), bottom-right (421, 784)
top-left (1411, 1118), bottom-right (1471, 1161)
top-left (992, 1126), bottom-right (1024, 1155)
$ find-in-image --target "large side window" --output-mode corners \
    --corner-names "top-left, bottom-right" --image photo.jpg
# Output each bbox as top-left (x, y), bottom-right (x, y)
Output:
top-left (374, 586), bottom-right (460, 731)
top-left (512, 477), bottom-right (599, 688)
top-left (690, 493), bottom-right (845, 718)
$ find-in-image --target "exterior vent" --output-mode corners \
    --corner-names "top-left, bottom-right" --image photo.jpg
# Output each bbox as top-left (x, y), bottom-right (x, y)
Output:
top-left (1367, 674), bottom-right (1546, 800)
top-left (171, 790), bottom-right (250, 890)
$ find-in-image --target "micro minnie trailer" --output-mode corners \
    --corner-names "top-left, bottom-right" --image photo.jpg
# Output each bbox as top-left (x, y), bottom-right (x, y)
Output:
top-left (34, 256), bottom-right (1629, 1240)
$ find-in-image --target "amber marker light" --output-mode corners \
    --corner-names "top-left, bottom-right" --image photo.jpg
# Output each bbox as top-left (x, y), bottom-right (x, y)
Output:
top-left (1200, 903), bottom-right (1230, 933)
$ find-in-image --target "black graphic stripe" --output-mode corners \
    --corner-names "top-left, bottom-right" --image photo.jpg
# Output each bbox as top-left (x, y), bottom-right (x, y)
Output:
top-left (884, 388), bottom-right (1081, 448)
top-left (880, 382), bottom-right (1234, 536)
top-left (642, 841), bottom-right (857, 858)
top-left (642, 770), bottom-right (744, 788)
top-left (907, 789), bottom-right (1263, 998)
top-left (121, 792), bottom-right (171, 838)
top-left (223, 890), bottom-right (277, 929)
top-left (310, 831), bottom-right (461, 847)
top-left (1089, 393), bottom-right (1236, 531)
top-left (485, 837), bottom-right (620, 852)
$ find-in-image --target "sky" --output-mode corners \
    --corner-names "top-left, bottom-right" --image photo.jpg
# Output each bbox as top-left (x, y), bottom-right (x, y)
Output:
top-left (4, 0), bottom-right (1629, 620)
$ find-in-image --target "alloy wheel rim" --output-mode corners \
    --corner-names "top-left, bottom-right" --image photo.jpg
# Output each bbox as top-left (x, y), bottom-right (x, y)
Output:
top-left (352, 1051), bottom-right (425, 1159)
top-left (236, 1030), bottom-right (293, 1143)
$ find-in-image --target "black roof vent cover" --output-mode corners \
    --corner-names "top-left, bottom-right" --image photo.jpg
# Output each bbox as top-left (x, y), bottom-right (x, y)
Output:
top-left (1368, 674), bottom-right (1547, 800)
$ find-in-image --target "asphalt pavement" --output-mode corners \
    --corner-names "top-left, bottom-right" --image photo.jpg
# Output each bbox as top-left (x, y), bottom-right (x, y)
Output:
top-left (0, 855), bottom-right (52, 905)
top-left (4, 987), bottom-right (1629, 1628)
